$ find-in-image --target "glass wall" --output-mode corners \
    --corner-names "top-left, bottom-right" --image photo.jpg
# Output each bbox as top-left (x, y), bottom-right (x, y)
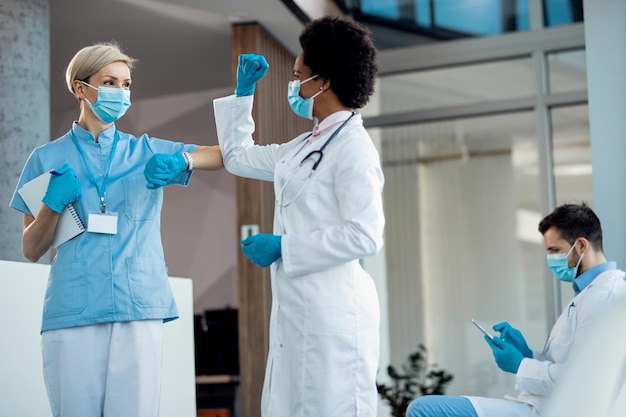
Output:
top-left (337, 0), bottom-right (583, 43)
top-left (367, 58), bottom-right (534, 116)
top-left (378, 113), bottom-right (549, 397)
top-left (363, 20), bottom-right (588, 405)
top-left (544, 0), bottom-right (584, 27)
top-left (552, 104), bottom-right (591, 310)
top-left (548, 49), bottom-right (587, 93)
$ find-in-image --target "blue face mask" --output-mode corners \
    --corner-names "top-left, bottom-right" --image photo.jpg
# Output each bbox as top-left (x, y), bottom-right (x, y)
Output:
top-left (287, 75), bottom-right (323, 120)
top-left (546, 239), bottom-right (584, 282)
top-left (82, 81), bottom-right (131, 124)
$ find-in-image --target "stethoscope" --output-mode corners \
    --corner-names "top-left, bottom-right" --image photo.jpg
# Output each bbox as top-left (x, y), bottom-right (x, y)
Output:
top-left (276, 112), bottom-right (356, 208)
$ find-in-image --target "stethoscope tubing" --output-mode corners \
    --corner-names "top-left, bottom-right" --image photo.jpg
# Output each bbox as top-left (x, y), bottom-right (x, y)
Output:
top-left (276, 112), bottom-right (356, 207)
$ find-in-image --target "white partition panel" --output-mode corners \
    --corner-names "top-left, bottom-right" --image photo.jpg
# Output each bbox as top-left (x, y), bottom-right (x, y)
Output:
top-left (0, 260), bottom-right (196, 417)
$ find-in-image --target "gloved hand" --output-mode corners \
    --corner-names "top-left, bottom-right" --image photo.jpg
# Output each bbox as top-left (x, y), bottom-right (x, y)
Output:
top-left (235, 54), bottom-right (269, 97)
top-left (241, 234), bottom-right (282, 268)
top-left (42, 164), bottom-right (81, 213)
top-left (144, 152), bottom-right (187, 189)
top-left (485, 336), bottom-right (525, 374)
top-left (493, 322), bottom-right (533, 358)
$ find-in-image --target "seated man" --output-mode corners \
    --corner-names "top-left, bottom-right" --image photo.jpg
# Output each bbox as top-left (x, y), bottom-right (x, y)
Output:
top-left (407, 203), bottom-right (626, 417)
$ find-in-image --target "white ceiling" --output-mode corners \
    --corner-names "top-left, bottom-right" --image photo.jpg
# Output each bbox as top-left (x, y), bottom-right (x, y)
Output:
top-left (50, 0), bottom-right (308, 112)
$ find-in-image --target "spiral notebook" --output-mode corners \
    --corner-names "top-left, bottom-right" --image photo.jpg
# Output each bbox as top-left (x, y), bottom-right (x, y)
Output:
top-left (18, 172), bottom-right (86, 248)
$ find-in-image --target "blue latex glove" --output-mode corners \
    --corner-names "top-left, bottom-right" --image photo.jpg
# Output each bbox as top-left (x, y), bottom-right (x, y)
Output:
top-left (485, 336), bottom-right (525, 374)
top-left (42, 164), bottom-right (81, 213)
top-left (493, 322), bottom-right (533, 358)
top-left (144, 152), bottom-right (187, 189)
top-left (235, 54), bottom-right (269, 97)
top-left (241, 234), bottom-right (282, 268)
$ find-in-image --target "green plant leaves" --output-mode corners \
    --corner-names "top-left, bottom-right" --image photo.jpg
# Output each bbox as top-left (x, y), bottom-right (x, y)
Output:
top-left (376, 344), bottom-right (454, 417)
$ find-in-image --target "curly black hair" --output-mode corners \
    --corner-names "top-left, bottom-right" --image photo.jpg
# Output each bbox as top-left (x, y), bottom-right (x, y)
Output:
top-left (299, 16), bottom-right (378, 109)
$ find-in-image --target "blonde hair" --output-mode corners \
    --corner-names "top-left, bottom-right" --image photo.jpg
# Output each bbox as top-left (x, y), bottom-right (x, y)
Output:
top-left (65, 42), bottom-right (138, 95)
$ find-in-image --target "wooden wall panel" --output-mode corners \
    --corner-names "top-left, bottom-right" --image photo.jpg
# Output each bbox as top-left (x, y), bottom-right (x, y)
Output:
top-left (231, 22), bottom-right (310, 417)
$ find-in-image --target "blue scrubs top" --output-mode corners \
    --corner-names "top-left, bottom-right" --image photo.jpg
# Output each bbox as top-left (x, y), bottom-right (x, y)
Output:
top-left (10, 123), bottom-right (198, 332)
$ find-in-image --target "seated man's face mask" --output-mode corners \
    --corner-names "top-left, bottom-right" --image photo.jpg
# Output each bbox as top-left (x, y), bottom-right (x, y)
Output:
top-left (546, 239), bottom-right (584, 282)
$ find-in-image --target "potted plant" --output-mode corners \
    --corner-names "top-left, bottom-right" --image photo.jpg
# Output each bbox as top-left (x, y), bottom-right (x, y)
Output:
top-left (377, 344), bottom-right (454, 417)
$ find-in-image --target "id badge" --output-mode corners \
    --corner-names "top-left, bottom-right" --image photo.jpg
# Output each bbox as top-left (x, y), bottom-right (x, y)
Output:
top-left (87, 211), bottom-right (118, 234)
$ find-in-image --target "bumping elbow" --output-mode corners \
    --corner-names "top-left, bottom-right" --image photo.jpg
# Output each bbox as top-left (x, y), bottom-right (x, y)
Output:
top-left (221, 156), bottom-right (239, 175)
top-left (222, 158), bottom-right (253, 179)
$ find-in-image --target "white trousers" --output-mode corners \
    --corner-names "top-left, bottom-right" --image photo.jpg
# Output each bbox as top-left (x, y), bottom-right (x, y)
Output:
top-left (41, 320), bottom-right (164, 417)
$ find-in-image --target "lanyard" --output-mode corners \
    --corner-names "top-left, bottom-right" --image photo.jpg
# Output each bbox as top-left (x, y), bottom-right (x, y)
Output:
top-left (71, 129), bottom-right (119, 213)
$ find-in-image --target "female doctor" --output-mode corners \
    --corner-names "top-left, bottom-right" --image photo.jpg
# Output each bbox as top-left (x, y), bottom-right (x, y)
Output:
top-left (213, 16), bottom-right (385, 417)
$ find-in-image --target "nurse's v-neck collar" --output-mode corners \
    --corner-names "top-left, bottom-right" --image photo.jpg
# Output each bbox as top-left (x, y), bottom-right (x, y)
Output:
top-left (71, 121), bottom-right (117, 148)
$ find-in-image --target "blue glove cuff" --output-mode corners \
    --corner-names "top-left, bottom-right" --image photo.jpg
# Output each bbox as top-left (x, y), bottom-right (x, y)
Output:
top-left (235, 85), bottom-right (255, 97)
top-left (172, 152), bottom-right (188, 173)
top-left (273, 235), bottom-right (282, 253)
top-left (241, 234), bottom-right (282, 268)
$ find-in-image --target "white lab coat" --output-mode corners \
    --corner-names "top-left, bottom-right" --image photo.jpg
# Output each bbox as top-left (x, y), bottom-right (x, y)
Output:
top-left (543, 296), bottom-right (626, 417)
top-left (213, 95), bottom-right (385, 417)
top-left (467, 268), bottom-right (626, 417)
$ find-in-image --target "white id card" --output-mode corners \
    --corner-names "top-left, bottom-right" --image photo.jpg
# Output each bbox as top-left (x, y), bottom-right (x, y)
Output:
top-left (87, 212), bottom-right (118, 234)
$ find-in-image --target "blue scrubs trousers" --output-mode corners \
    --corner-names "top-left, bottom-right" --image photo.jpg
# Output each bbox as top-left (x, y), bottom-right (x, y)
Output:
top-left (407, 396), bottom-right (478, 417)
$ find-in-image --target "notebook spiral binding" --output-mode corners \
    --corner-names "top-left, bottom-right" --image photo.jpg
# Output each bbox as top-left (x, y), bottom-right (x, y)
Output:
top-left (67, 204), bottom-right (86, 231)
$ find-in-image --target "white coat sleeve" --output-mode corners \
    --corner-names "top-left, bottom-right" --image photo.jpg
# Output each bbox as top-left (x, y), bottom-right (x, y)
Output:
top-left (514, 357), bottom-right (564, 396)
top-left (515, 278), bottom-right (623, 395)
top-left (213, 94), bottom-right (286, 181)
top-left (281, 127), bottom-right (385, 276)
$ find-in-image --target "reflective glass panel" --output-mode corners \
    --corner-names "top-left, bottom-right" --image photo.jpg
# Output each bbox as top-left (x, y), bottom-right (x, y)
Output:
top-left (433, 0), bottom-right (527, 35)
top-left (360, 0), bottom-right (530, 36)
top-left (548, 49), bottom-right (587, 94)
top-left (552, 105), bottom-right (592, 205)
top-left (551, 104), bottom-right (592, 309)
top-left (544, 0), bottom-right (584, 27)
top-left (377, 111), bottom-right (549, 397)
top-left (342, 0), bottom-right (583, 47)
top-left (367, 58), bottom-right (533, 116)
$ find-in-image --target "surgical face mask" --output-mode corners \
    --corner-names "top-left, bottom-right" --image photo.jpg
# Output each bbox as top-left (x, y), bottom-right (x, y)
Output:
top-left (546, 239), bottom-right (584, 282)
top-left (287, 75), bottom-right (323, 120)
top-left (82, 81), bottom-right (131, 124)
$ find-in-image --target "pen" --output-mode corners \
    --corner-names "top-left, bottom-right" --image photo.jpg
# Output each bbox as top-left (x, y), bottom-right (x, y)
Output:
top-left (568, 301), bottom-right (575, 317)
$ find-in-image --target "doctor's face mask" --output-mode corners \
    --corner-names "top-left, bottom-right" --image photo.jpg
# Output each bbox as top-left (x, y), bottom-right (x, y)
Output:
top-left (546, 239), bottom-right (584, 282)
top-left (288, 75), bottom-right (323, 120)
